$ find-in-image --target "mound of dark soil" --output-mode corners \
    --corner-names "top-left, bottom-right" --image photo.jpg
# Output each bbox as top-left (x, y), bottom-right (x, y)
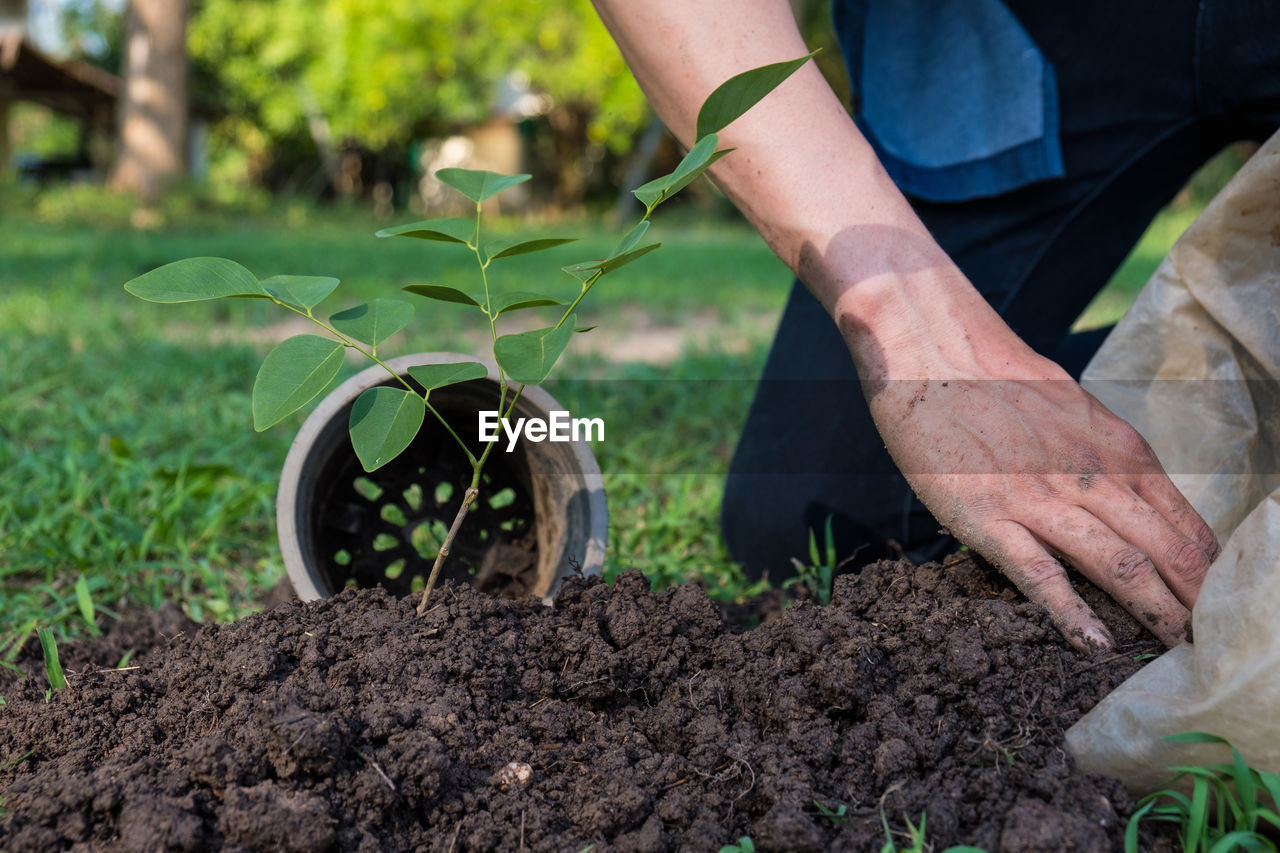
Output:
top-left (0, 556), bottom-right (1167, 852)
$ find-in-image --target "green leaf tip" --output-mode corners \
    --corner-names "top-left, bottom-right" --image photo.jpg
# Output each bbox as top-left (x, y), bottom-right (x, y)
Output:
top-left (483, 236), bottom-right (576, 263)
top-left (436, 168), bottom-right (531, 203)
top-left (403, 284), bottom-right (483, 307)
top-left (402, 285), bottom-right (563, 316)
top-left (262, 275), bottom-right (340, 311)
top-left (330, 298), bottom-right (415, 348)
top-left (406, 361), bottom-right (488, 393)
top-left (487, 291), bottom-right (567, 316)
top-left (124, 257), bottom-right (267, 303)
top-left (562, 243), bottom-right (661, 283)
top-left (695, 50), bottom-right (818, 139)
top-left (375, 217), bottom-right (476, 245)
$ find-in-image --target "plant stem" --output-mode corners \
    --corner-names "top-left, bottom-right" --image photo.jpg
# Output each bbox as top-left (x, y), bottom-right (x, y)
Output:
top-left (554, 273), bottom-right (599, 330)
top-left (468, 201), bottom-right (511, 434)
top-left (415, 382), bottom-right (525, 612)
top-left (416, 485), bottom-right (479, 614)
top-left (425, 399), bottom-right (477, 466)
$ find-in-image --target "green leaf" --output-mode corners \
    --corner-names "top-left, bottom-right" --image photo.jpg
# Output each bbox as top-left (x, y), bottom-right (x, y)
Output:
top-left (407, 361), bottom-right (488, 392)
top-left (1, 749), bottom-right (32, 770)
top-left (1188, 775), bottom-right (1209, 850)
top-left (330, 298), bottom-right (415, 348)
top-left (349, 387), bottom-right (426, 471)
top-left (74, 575), bottom-right (99, 636)
top-left (610, 220), bottom-right (650, 259)
top-left (696, 50), bottom-right (817, 138)
top-left (665, 134), bottom-right (730, 191)
top-left (494, 316), bottom-right (576, 384)
top-left (376, 217), bottom-right (475, 245)
top-left (262, 275), bottom-right (340, 311)
top-left (1207, 831), bottom-right (1274, 853)
top-left (1232, 746), bottom-right (1259, 819)
top-left (436, 168), bottom-right (530, 203)
top-left (1257, 770), bottom-right (1280, 812)
top-left (124, 257), bottom-right (267, 303)
top-left (488, 291), bottom-right (567, 315)
top-left (562, 243), bottom-right (662, 283)
top-left (37, 628), bottom-right (66, 691)
top-left (402, 285), bottom-right (562, 316)
top-left (574, 326), bottom-right (597, 333)
top-left (403, 284), bottom-right (483, 307)
top-left (1164, 732), bottom-right (1233, 745)
top-left (632, 135), bottom-right (731, 210)
top-left (483, 236), bottom-right (576, 262)
top-left (251, 335), bottom-right (345, 430)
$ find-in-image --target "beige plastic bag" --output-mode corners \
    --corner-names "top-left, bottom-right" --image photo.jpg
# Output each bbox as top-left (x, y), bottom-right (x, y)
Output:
top-left (1065, 131), bottom-right (1280, 791)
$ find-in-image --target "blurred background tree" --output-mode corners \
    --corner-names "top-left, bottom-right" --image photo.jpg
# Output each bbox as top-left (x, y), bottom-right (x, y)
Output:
top-left (11, 0), bottom-right (847, 209)
top-left (186, 0), bottom-right (649, 206)
top-left (110, 0), bottom-right (189, 201)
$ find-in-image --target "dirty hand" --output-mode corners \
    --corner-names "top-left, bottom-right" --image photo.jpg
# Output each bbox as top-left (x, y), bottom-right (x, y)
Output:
top-left (850, 285), bottom-right (1220, 653)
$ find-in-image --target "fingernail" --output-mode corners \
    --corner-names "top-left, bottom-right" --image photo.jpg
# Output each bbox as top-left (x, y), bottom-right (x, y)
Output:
top-left (1084, 625), bottom-right (1114, 652)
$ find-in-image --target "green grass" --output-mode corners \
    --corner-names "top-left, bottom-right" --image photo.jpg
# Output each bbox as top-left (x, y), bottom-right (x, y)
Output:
top-left (1126, 733), bottom-right (1280, 853)
top-left (1074, 204), bottom-right (1202, 331)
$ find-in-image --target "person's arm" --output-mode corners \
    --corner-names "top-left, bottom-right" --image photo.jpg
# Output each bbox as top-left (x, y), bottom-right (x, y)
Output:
top-left (593, 0), bottom-right (1220, 651)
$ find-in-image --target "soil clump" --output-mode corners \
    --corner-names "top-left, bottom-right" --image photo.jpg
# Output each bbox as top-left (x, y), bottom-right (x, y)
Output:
top-left (0, 555), bottom-right (1168, 851)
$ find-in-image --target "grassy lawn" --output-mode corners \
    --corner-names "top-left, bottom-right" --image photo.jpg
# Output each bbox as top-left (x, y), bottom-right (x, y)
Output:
top-left (1, 154), bottom-right (1230, 654)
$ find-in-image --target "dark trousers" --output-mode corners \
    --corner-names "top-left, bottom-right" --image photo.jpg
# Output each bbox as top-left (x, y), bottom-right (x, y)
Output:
top-left (722, 1), bottom-right (1280, 580)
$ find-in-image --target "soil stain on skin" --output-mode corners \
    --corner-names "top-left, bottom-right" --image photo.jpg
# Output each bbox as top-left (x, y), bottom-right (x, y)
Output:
top-left (0, 556), bottom-right (1174, 852)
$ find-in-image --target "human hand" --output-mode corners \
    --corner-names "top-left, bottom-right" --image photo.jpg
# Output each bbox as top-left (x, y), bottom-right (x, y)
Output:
top-left (865, 343), bottom-right (1220, 653)
top-left (589, 0), bottom-right (1219, 652)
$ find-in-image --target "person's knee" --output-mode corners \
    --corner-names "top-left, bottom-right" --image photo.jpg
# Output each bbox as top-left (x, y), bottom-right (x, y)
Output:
top-left (720, 473), bottom-right (804, 581)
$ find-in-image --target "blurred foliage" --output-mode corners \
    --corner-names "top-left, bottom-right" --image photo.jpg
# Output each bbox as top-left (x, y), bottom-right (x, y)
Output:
top-left (53, 0), bottom-right (126, 73)
top-left (0, 178), bottom-right (273, 229)
top-left (8, 103), bottom-right (81, 159)
top-left (30, 0), bottom-right (854, 205)
top-left (187, 0), bottom-right (646, 158)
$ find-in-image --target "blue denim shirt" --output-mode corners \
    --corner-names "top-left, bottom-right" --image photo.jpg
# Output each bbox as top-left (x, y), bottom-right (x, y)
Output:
top-left (833, 0), bottom-right (1064, 201)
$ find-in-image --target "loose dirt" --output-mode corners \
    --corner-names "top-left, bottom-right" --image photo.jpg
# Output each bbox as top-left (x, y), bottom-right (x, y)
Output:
top-left (0, 555), bottom-right (1170, 851)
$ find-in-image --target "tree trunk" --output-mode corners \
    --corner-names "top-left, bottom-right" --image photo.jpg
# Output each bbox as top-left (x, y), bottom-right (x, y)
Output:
top-left (110, 0), bottom-right (188, 202)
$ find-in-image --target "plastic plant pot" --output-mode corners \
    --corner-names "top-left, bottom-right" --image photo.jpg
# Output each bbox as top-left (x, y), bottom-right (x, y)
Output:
top-left (277, 353), bottom-right (607, 603)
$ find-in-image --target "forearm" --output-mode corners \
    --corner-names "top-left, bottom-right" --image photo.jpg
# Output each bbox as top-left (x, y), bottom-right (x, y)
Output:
top-left (595, 1), bottom-right (1220, 652)
top-left (592, 0), bottom-right (1044, 382)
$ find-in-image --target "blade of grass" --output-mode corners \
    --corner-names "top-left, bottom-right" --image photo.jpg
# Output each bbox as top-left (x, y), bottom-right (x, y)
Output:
top-left (36, 627), bottom-right (67, 691)
top-left (75, 574), bottom-right (100, 636)
top-left (1, 749), bottom-right (32, 770)
top-left (1187, 774), bottom-right (1209, 853)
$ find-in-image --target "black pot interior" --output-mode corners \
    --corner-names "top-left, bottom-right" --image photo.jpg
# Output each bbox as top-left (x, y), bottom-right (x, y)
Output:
top-left (300, 376), bottom-right (538, 598)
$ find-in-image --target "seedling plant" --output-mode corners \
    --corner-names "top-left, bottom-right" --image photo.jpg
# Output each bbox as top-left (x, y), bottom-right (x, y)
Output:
top-left (719, 837), bottom-right (755, 853)
top-left (880, 811), bottom-right (985, 853)
top-left (1125, 732), bottom-right (1280, 853)
top-left (126, 55), bottom-right (814, 612)
top-left (36, 627), bottom-right (66, 693)
top-left (783, 514), bottom-right (840, 605)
